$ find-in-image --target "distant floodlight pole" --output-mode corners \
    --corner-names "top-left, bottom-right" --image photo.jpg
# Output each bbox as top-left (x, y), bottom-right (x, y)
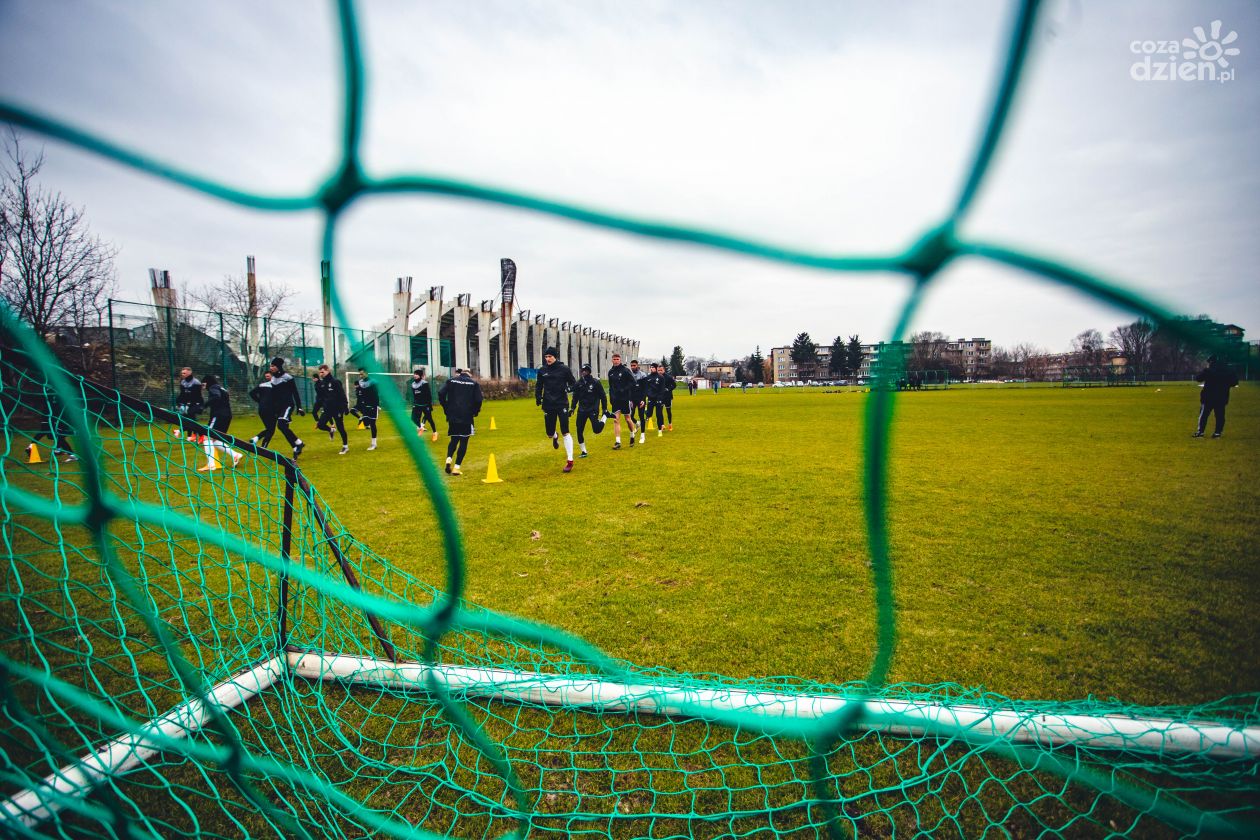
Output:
top-left (499, 258), bottom-right (516, 381)
top-left (320, 260), bottom-right (334, 371)
top-left (246, 256), bottom-right (261, 375)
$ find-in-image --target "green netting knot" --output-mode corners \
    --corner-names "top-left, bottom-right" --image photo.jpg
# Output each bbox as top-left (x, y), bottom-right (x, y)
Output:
top-left (899, 221), bottom-right (958, 280)
top-left (320, 160), bottom-right (365, 214)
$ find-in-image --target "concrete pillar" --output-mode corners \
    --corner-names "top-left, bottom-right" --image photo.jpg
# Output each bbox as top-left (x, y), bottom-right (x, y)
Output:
top-left (557, 320), bottom-right (570, 366)
top-left (424, 286), bottom-right (444, 372)
top-left (392, 277), bottom-right (412, 373)
top-left (477, 299), bottom-right (494, 379)
top-left (515, 310), bottom-right (530, 375)
top-left (532, 315), bottom-right (546, 368)
top-left (453, 293), bottom-right (471, 373)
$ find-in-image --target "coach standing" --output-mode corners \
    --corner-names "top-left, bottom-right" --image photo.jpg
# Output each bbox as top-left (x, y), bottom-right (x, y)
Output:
top-left (1192, 355), bottom-right (1239, 439)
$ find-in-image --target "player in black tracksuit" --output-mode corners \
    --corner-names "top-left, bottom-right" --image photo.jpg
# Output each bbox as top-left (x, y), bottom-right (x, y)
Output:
top-left (570, 363), bottom-right (607, 459)
top-left (314, 364), bottom-right (350, 454)
top-left (199, 374), bottom-right (241, 470)
top-left (606, 352), bottom-right (638, 449)
top-left (249, 371), bottom-right (274, 442)
top-left (629, 360), bottom-right (648, 444)
top-left (535, 347), bottom-right (578, 472)
top-left (437, 368), bottom-right (483, 475)
top-left (410, 368), bottom-right (437, 440)
top-left (660, 368), bottom-right (676, 430)
top-left (175, 367), bottom-right (204, 440)
top-left (260, 357), bottom-right (304, 458)
top-left (644, 364), bottom-right (669, 437)
top-left (352, 368), bottom-right (380, 451)
top-left (28, 387), bottom-right (77, 463)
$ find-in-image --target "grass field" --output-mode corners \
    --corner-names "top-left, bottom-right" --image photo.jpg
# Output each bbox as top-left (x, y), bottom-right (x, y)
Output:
top-left (5, 376), bottom-right (1258, 838)
top-left (287, 381), bottom-right (1260, 708)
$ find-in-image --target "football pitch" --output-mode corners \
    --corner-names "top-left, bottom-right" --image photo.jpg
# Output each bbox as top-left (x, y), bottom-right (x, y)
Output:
top-left (294, 381), bottom-right (1260, 708)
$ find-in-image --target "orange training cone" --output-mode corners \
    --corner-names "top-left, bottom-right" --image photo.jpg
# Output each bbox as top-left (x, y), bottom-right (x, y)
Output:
top-left (481, 453), bottom-right (505, 484)
top-left (27, 444), bottom-right (43, 464)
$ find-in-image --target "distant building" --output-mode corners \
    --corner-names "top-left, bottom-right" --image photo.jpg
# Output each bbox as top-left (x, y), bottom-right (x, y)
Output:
top-left (705, 362), bottom-right (735, 382)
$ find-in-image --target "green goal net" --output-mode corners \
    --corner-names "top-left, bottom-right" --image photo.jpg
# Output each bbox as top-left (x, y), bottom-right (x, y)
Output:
top-left (1, 0), bottom-right (1256, 837)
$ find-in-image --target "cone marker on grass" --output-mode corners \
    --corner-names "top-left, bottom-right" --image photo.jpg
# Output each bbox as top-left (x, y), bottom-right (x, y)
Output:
top-left (482, 453), bottom-right (504, 484)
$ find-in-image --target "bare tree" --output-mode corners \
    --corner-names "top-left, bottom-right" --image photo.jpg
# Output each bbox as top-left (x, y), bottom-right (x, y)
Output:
top-left (1109, 319), bottom-right (1154, 377)
top-left (1010, 342), bottom-right (1047, 380)
top-left (908, 330), bottom-right (949, 372)
top-left (185, 273), bottom-right (306, 323)
top-left (1070, 329), bottom-right (1107, 379)
top-left (1, 132), bottom-right (117, 371)
top-left (184, 272), bottom-right (314, 384)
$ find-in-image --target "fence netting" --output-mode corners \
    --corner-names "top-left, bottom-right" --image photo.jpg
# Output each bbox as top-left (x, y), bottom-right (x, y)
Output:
top-left (1, 0), bottom-right (1257, 837)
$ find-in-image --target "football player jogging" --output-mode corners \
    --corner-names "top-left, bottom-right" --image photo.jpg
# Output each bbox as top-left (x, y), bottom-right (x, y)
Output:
top-left (248, 371), bottom-right (274, 443)
top-left (437, 368), bottom-right (483, 475)
top-left (175, 366), bottom-right (203, 440)
top-left (644, 363), bottom-right (668, 437)
top-left (352, 367), bottom-right (380, 451)
top-left (629, 359), bottom-right (648, 445)
top-left (410, 368), bottom-right (438, 441)
top-left (661, 365), bottom-right (677, 431)
top-left (570, 363), bottom-right (608, 459)
top-left (535, 347), bottom-right (577, 472)
top-left (198, 374), bottom-right (242, 471)
top-left (314, 364), bottom-right (350, 454)
top-left (261, 357), bottom-right (305, 458)
top-left (606, 352), bottom-right (638, 449)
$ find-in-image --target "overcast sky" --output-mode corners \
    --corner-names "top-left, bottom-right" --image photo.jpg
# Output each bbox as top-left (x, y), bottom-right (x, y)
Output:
top-left (2, 0), bottom-right (1257, 361)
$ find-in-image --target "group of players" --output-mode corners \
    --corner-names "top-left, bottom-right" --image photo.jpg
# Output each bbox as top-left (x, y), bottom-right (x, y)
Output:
top-left (171, 349), bottom-right (678, 477)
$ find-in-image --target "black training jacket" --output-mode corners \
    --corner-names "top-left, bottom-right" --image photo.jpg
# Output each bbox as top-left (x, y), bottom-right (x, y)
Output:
top-left (354, 378), bottom-right (380, 412)
top-left (315, 375), bottom-right (349, 414)
top-left (1196, 363), bottom-right (1240, 405)
top-left (571, 376), bottom-right (607, 414)
top-left (607, 363), bottom-right (637, 399)
top-left (177, 376), bottom-right (203, 410)
top-left (644, 372), bottom-right (667, 403)
top-left (535, 361), bottom-right (576, 412)
top-left (269, 371), bottom-right (302, 415)
top-left (661, 372), bottom-right (677, 402)
top-left (206, 383), bottom-right (232, 422)
top-left (410, 377), bottom-right (433, 407)
top-left (438, 374), bottom-right (484, 422)
top-left (249, 380), bottom-right (276, 419)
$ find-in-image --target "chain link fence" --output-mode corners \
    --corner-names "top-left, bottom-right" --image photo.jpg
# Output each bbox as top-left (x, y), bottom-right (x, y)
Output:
top-left (106, 299), bottom-right (453, 412)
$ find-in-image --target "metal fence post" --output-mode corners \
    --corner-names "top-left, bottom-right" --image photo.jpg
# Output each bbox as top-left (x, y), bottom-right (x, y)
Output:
top-left (107, 300), bottom-right (117, 389)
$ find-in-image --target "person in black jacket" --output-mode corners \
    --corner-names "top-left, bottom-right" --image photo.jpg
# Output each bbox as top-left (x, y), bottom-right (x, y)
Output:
top-left (248, 371), bottom-right (274, 443)
top-left (175, 366), bottom-right (204, 441)
top-left (1193, 355), bottom-right (1240, 438)
top-left (629, 359), bottom-right (649, 445)
top-left (606, 352), bottom-right (638, 450)
top-left (260, 357), bottom-right (305, 458)
top-left (437, 368), bottom-right (483, 475)
top-left (570, 363), bottom-right (607, 459)
top-left (535, 348), bottom-right (578, 472)
top-left (410, 368), bottom-right (438, 441)
top-left (352, 367), bottom-right (380, 451)
top-left (660, 367), bottom-right (676, 431)
top-left (314, 364), bottom-right (350, 454)
top-left (28, 386), bottom-right (78, 463)
top-left (198, 374), bottom-right (242, 471)
top-left (644, 363), bottom-right (669, 437)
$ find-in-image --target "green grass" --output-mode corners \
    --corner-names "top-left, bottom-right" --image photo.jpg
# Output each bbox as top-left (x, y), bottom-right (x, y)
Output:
top-left (288, 381), bottom-right (1260, 707)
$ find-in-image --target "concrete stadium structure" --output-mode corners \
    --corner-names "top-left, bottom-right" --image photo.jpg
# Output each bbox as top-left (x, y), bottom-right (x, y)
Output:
top-left (382, 278), bottom-right (640, 380)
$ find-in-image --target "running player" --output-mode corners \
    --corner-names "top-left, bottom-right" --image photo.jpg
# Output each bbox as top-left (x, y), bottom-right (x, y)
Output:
top-left (570, 363), bottom-right (607, 459)
top-left (314, 364), bottom-right (350, 454)
top-left (535, 347), bottom-right (577, 472)
top-left (352, 367), bottom-right (380, 451)
top-left (198, 374), bottom-right (242, 471)
top-left (644, 362), bottom-right (667, 437)
top-left (661, 365), bottom-right (677, 431)
top-left (248, 371), bottom-right (274, 445)
top-left (410, 368), bottom-right (438, 441)
top-left (437, 368), bottom-right (483, 475)
top-left (264, 356), bottom-right (305, 458)
top-left (606, 352), bottom-right (638, 449)
top-left (629, 358), bottom-right (648, 445)
top-left (29, 387), bottom-right (77, 463)
top-left (175, 366), bottom-right (203, 440)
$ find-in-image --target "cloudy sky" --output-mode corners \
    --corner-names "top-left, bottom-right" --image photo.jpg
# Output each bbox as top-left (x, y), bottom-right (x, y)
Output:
top-left (2, 0), bottom-right (1257, 361)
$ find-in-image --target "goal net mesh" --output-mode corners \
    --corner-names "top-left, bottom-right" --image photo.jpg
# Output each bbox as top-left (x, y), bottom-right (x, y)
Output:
top-left (1, 0), bottom-right (1255, 837)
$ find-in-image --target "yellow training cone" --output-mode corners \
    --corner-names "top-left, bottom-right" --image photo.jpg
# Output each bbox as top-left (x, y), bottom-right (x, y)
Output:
top-left (27, 444), bottom-right (43, 464)
top-left (646, 416), bottom-right (656, 431)
top-left (481, 453), bottom-right (505, 484)
top-left (490, 417), bottom-right (497, 430)
top-left (357, 420), bottom-right (366, 430)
